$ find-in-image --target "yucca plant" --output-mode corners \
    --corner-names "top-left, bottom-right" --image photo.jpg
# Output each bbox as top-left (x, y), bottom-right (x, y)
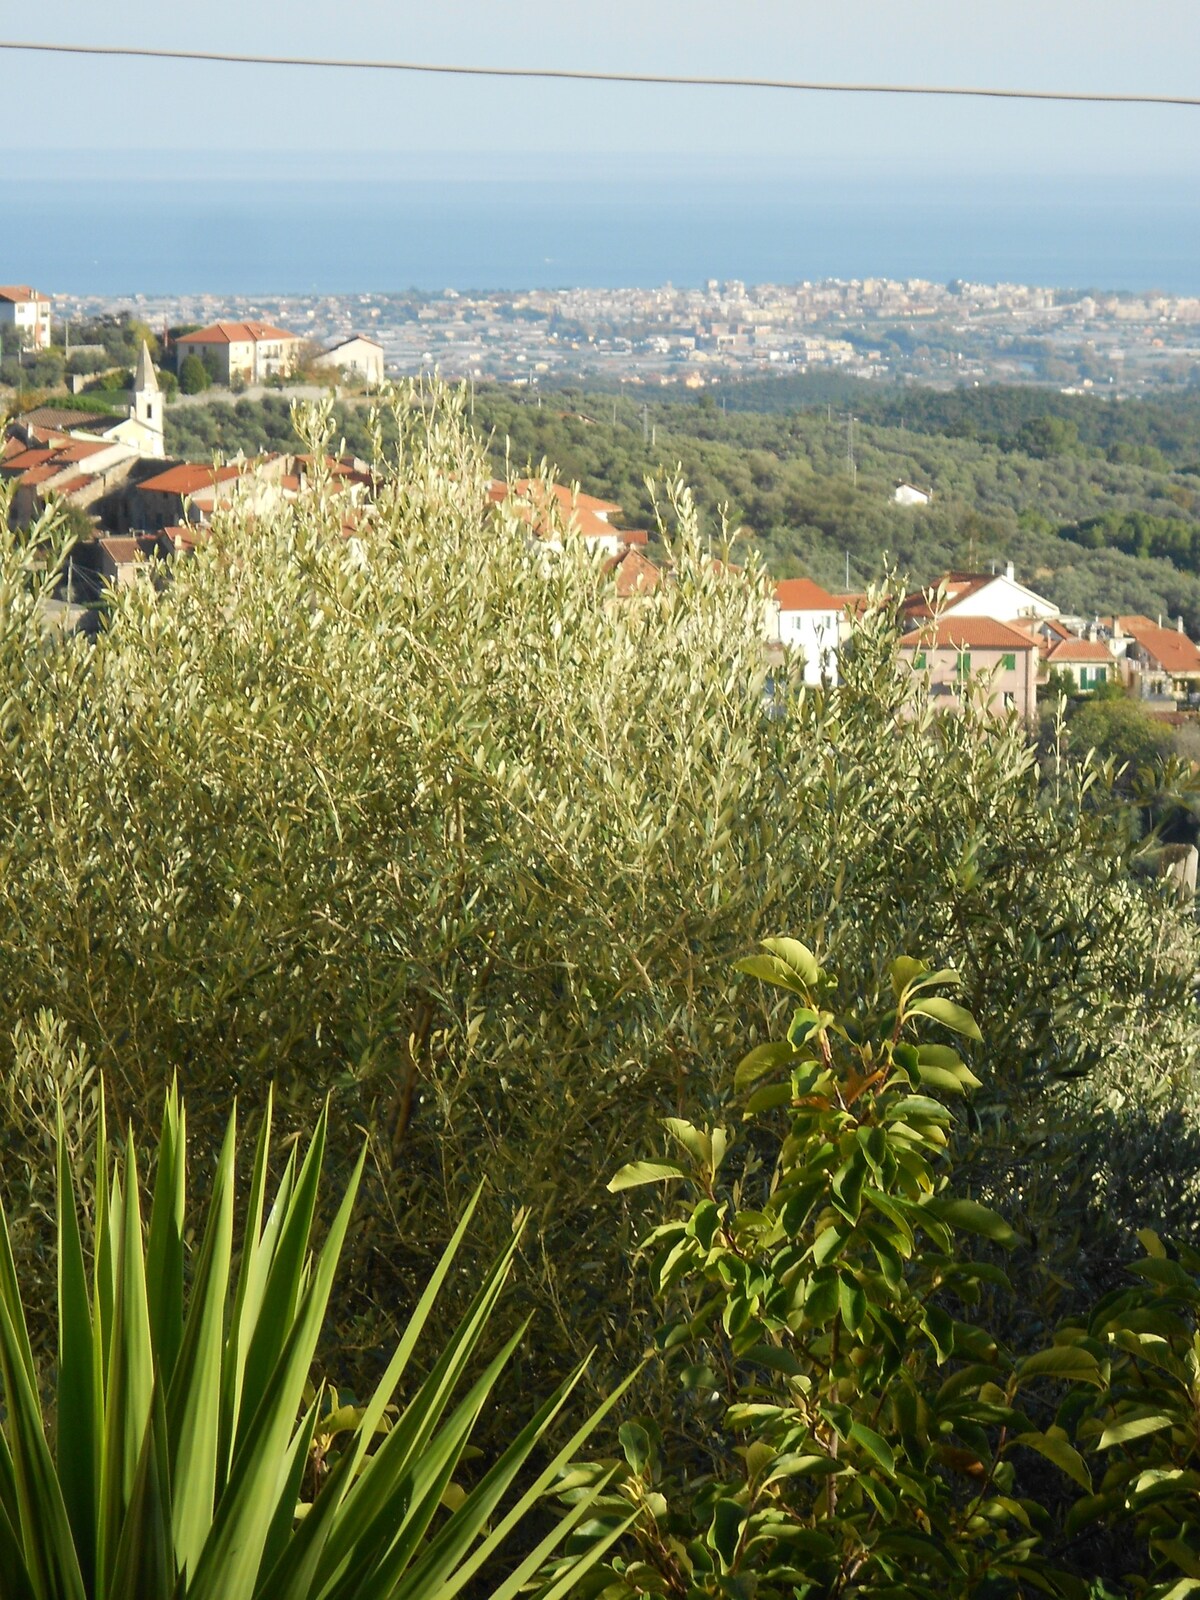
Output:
top-left (0, 1087), bottom-right (629, 1600)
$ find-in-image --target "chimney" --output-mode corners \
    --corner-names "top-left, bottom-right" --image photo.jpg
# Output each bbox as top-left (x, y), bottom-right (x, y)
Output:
top-left (1158, 613), bottom-right (1163, 628)
top-left (1005, 561), bottom-right (1015, 582)
top-left (1179, 616), bottom-right (1185, 634)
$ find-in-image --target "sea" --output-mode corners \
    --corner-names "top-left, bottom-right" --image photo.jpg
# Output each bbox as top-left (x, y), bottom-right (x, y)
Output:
top-left (8, 167), bottom-right (1200, 298)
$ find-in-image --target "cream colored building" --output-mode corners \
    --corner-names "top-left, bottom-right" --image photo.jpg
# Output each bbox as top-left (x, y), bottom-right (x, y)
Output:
top-left (175, 320), bottom-right (303, 384)
top-left (314, 334), bottom-right (385, 387)
top-left (0, 285), bottom-right (51, 351)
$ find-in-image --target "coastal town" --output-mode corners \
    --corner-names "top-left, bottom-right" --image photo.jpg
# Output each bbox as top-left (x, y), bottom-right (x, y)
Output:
top-left (4, 281), bottom-right (1200, 735)
top-left (28, 274), bottom-right (1200, 393)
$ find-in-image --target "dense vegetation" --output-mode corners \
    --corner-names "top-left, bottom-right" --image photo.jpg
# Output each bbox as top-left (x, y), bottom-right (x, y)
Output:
top-left (166, 378), bottom-right (1200, 631)
top-left (3, 383), bottom-right (1200, 1591)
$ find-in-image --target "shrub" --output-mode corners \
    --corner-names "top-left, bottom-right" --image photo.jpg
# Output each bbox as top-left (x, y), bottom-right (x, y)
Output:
top-left (598, 943), bottom-right (1074, 1597)
top-left (0, 1084), bottom-right (628, 1599)
top-left (594, 942), bottom-right (1200, 1598)
top-left (178, 354), bottom-right (210, 395)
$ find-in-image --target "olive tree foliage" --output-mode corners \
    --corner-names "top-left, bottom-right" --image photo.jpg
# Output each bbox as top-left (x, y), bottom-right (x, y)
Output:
top-left (0, 382), bottom-right (1195, 1402)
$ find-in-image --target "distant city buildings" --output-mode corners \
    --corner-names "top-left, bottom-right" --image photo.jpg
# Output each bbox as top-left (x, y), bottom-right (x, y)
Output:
top-left (36, 277), bottom-right (1200, 393)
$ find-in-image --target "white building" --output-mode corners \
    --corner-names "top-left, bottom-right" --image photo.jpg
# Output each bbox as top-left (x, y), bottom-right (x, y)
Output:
top-left (0, 285), bottom-right (51, 351)
top-left (893, 481), bottom-right (932, 506)
top-left (769, 578), bottom-right (841, 686)
top-left (904, 565), bottom-right (1059, 625)
top-left (313, 334), bottom-right (385, 387)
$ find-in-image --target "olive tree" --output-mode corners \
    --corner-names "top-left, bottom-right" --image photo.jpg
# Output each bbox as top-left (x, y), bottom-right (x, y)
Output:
top-left (0, 382), bottom-right (1195, 1423)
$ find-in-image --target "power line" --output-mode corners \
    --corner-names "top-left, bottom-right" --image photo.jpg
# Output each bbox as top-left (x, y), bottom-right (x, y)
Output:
top-left (0, 38), bottom-right (1197, 107)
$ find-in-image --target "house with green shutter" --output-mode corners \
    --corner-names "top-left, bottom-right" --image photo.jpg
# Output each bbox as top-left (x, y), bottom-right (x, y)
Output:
top-left (899, 617), bottom-right (1039, 723)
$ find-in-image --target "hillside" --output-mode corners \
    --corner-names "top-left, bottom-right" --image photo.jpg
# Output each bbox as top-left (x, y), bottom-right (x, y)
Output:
top-left (164, 379), bottom-right (1200, 629)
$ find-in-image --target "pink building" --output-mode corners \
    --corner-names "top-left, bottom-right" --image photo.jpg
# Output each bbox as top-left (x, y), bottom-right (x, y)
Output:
top-left (898, 617), bottom-right (1039, 723)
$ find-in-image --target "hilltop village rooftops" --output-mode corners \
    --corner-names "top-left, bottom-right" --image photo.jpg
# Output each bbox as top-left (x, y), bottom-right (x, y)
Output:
top-left (1113, 615), bottom-right (1200, 676)
top-left (1044, 636), bottom-right (1115, 665)
top-left (898, 617), bottom-right (1040, 652)
top-left (137, 462), bottom-right (249, 496)
top-left (487, 479), bottom-right (647, 546)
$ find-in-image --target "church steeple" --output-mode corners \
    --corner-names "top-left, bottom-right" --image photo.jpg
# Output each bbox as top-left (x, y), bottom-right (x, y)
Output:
top-left (130, 339), bottom-right (164, 457)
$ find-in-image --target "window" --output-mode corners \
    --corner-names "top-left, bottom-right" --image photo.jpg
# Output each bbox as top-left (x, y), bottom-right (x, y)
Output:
top-left (956, 651), bottom-right (972, 677)
top-left (1000, 653), bottom-right (1016, 671)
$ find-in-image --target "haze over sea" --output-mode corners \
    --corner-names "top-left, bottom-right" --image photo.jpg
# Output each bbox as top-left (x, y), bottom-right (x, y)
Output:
top-left (14, 163), bottom-right (1200, 299)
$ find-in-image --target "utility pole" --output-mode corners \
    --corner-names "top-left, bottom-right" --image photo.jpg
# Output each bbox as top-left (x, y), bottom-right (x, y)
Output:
top-left (844, 413), bottom-right (857, 485)
top-left (642, 404), bottom-right (648, 444)
top-left (845, 550), bottom-right (850, 590)
top-left (612, 397), bottom-right (617, 427)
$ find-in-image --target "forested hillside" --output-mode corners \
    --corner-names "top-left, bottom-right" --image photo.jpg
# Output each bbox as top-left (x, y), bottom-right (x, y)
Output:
top-left (166, 376), bottom-right (1200, 628)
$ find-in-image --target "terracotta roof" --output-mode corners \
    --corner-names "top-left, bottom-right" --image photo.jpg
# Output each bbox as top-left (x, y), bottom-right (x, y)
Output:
top-left (489, 479), bottom-right (634, 545)
top-left (53, 439), bottom-right (111, 462)
top-left (1117, 616), bottom-right (1200, 676)
top-left (0, 285), bottom-right (44, 304)
top-left (901, 574), bottom-right (992, 620)
top-left (776, 577), bottom-right (838, 612)
top-left (18, 465), bottom-right (61, 486)
top-left (899, 618), bottom-right (1039, 651)
top-left (1045, 637), bottom-right (1113, 664)
top-left (606, 547), bottom-right (662, 598)
top-left (488, 479), bottom-right (624, 518)
top-left (176, 320), bottom-right (300, 345)
top-left (51, 474), bottom-right (94, 495)
top-left (137, 462), bottom-right (246, 496)
top-left (17, 408), bottom-right (115, 433)
top-left (1, 448), bottom-right (55, 473)
top-left (99, 537), bottom-right (148, 564)
top-left (834, 591), bottom-right (870, 616)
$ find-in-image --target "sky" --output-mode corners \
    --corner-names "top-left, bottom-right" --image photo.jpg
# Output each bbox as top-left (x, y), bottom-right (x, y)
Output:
top-left (5, 0), bottom-right (1200, 179)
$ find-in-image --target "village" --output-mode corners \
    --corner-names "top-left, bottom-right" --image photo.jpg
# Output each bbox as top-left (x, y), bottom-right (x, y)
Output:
top-left (4, 283), bottom-right (1200, 727)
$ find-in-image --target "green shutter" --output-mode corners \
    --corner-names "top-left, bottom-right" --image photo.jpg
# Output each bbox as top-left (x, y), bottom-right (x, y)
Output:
top-left (956, 651), bottom-right (971, 677)
top-left (913, 651), bottom-right (927, 670)
top-left (1000, 652), bottom-right (1016, 671)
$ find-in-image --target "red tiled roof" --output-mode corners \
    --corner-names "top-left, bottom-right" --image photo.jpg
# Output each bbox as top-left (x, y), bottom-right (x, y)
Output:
top-left (18, 465), bottom-right (61, 486)
top-left (606, 547), bottom-right (662, 598)
top-left (0, 285), bottom-right (43, 304)
top-left (1045, 637), bottom-right (1113, 664)
top-left (137, 462), bottom-right (246, 496)
top-left (176, 320), bottom-right (300, 345)
top-left (99, 537), bottom-right (148, 564)
top-left (1, 448), bottom-right (55, 473)
top-left (17, 407), bottom-right (114, 433)
top-left (899, 618), bottom-right (1039, 651)
top-left (488, 479), bottom-right (624, 517)
top-left (1117, 616), bottom-right (1200, 676)
top-left (53, 439), bottom-right (111, 462)
top-left (901, 574), bottom-right (992, 620)
top-left (51, 474), bottom-right (94, 495)
top-left (776, 577), bottom-right (838, 612)
top-left (489, 479), bottom-right (634, 545)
